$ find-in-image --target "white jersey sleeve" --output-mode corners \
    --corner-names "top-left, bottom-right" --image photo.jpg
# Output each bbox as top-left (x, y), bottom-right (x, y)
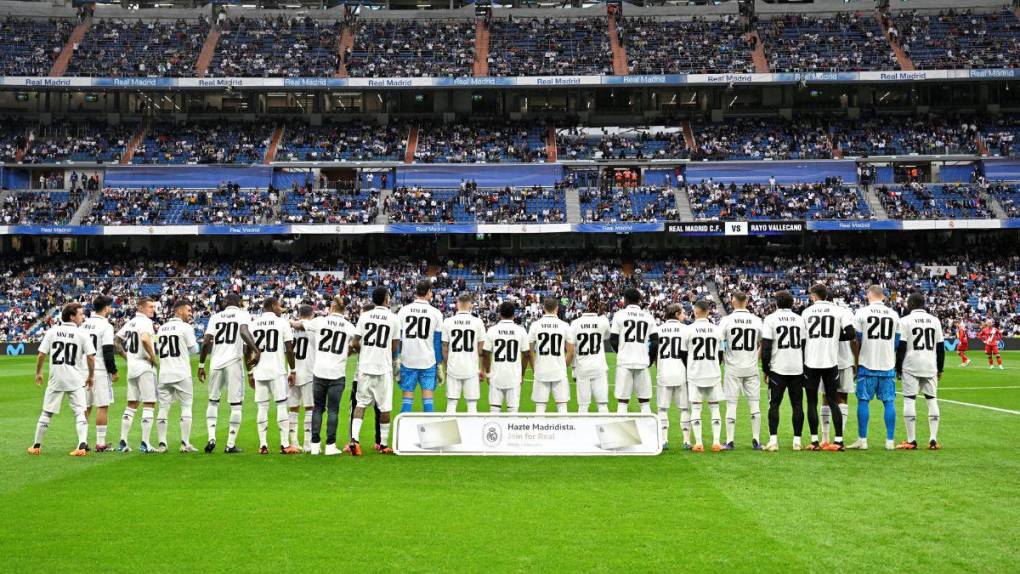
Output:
top-left (719, 310), bottom-right (762, 377)
top-left (293, 326), bottom-right (315, 384)
top-left (81, 317), bottom-right (114, 375)
top-left (762, 310), bottom-right (805, 376)
top-left (118, 314), bottom-right (156, 376)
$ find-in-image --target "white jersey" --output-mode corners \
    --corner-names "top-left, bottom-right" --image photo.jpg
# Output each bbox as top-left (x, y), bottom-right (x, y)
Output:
top-left (682, 319), bottom-right (723, 385)
top-left (156, 318), bottom-right (198, 384)
top-left (610, 305), bottom-right (656, 369)
top-left (206, 306), bottom-right (252, 370)
top-left (293, 328), bottom-right (315, 383)
top-left (654, 320), bottom-right (688, 386)
top-left (250, 311), bottom-right (294, 381)
top-left (81, 315), bottom-right (114, 375)
top-left (39, 322), bottom-right (96, 391)
top-left (441, 312), bottom-right (487, 378)
top-left (117, 312), bottom-right (156, 376)
top-left (762, 309), bottom-right (805, 376)
top-left (718, 309), bottom-right (762, 377)
top-left (305, 314), bottom-right (356, 380)
top-left (835, 304), bottom-right (855, 370)
top-left (569, 313), bottom-right (610, 376)
top-left (898, 309), bottom-right (944, 377)
top-left (802, 301), bottom-right (853, 370)
top-left (528, 314), bottom-right (573, 382)
top-left (484, 320), bottom-right (529, 389)
top-left (396, 300), bottom-right (444, 369)
top-left (853, 302), bottom-right (900, 373)
top-left (355, 307), bottom-right (401, 376)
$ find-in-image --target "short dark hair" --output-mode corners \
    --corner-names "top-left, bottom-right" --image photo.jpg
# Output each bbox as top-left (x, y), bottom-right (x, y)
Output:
top-left (907, 291), bottom-right (925, 311)
top-left (371, 287), bottom-right (389, 307)
top-left (61, 302), bottom-right (83, 323)
top-left (362, 302), bottom-right (376, 312)
top-left (586, 297), bottom-right (603, 314)
top-left (263, 297), bottom-right (279, 312)
top-left (693, 300), bottom-right (711, 314)
top-left (543, 296), bottom-right (559, 312)
top-left (136, 297), bottom-right (153, 308)
top-left (665, 303), bottom-right (683, 320)
top-left (808, 283), bottom-right (828, 301)
top-left (498, 301), bottom-right (516, 319)
top-left (222, 293), bottom-right (241, 309)
top-left (623, 288), bottom-right (642, 306)
top-left (457, 292), bottom-right (473, 305)
top-left (415, 280), bottom-right (432, 298)
top-left (92, 295), bottom-right (112, 314)
top-left (172, 299), bottom-right (191, 312)
top-left (775, 291), bottom-right (794, 309)
top-left (730, 291), bottom-right (747, 305)
top-left (298, 304), bottom-right (314, 319)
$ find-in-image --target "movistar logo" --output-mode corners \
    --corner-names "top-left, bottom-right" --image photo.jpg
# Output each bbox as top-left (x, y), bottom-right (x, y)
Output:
top-left (5, 342), bottom-right (25, 356)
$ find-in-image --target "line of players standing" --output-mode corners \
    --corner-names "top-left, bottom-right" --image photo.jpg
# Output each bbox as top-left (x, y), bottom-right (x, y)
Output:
top-left (28, 279), bottom-right (948, 456)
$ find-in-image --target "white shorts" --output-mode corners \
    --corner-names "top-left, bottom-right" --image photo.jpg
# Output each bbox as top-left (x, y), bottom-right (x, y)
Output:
top-left (902, 373), bottom-right (938, 398)
top-left (356, 372), bottom-right (393, 412)
top-left (838, 367), bottom-right (854, 394)
top-left (532, 378), bottom-right (570, 405)
top-left (255, 376), bottom-right (289, 403)
top-left (288, 381), bottom-right (314, 408)
top-left (208, 361), bottom-right (245, 404)
top-left (43, 386), bottom-right (87, 415)
top-left (489, 386), bottom-right (521, 410)
top-left (158, 378), bottom-right (194, 408)
top-left (447, 375), bottom-right (480, 401)
top-left (86, 373), bottom-right (114, 408)
top-left (614, 366), bottom-right (652, 400)
top-left (126, 371), bottom-right (157, 403)
top-left (724, 372), bottom-right (761, 401)
top-left (657, 383), bottom-right (689, 410)
top-left (688, 383), bottom-right (724, 403)
top-left (575, 370), bottom-right (609, 406)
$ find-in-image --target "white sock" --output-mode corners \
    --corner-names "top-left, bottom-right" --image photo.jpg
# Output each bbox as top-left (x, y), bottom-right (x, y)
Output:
top-left (680, 408), bottom-right (691, 445)
top-left (616, 402), bottom-right (628, 414)
top-left (725, 399), bottom-right (738, 443)
top-left (926, 397), bottom-right (940, 442)
top-left (96, 424), bottom-right (107, 446)
top-left (466, 400), bottom-right (477, 413)
top-left (556, 402), bottom-right (568, 414)
top-left (140, 407), bottom-right (154, 445)
top-left (793, 435), bottom-right (802, 447)
top-left (639, 401), bottom-right (651, 414)
top-left (257, 401), bottom-right (270, 447)
top-left (838, 403), bottom-right (849, 436)
top-left (289, 412), bottom-right (299, 445)
top-left (227, 404), bottom-right (242, 448)
top-left (597, 402), bottom-right (609, 413)
top-left (535, 403), bottom-right (547, 414)
top-left (820, 404), bottom-right (831, 443)
top-left (303, 410), bottom-right (312, 445)
top-left (507, 406), bottom-right (518, 413)
top-left (33, 412), bottom-right (51, 445)
top-left (769, 434), bottom-right (778, 445)
top-left (658, 408), bottom-right (670, 446)
top-left (277, 400), bottom-right (290, 447)
top-left (180, 415), bottom-right (192, 445)
top-left (75, 411), bottom-right (88, 445)
top-left (710, 403), bottom-right (721, 445)
top-left (578, 402), bottom-right (590, 414)
top-left (380, 422), bottom-right (391, 446)
top-left (157, 405), bottom-right (170, 445)
top-left (351, 417), bottom-right (364, 442)
top-left (748, 400), bottom-right (761, 443)
top-left (903, 397), bottom-right (917, 443)
top-left (691, 403), bottom-right (703, 445)
top-left (446, 400), bottom-right (458, 413)
top-left (120, 407), bottom-right (136, 442)
top-left (206, 401), bottom-right (218, 442)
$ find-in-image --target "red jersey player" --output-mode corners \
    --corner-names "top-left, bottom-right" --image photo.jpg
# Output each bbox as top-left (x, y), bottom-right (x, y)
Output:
top-left (978, 321), bottom-right (1004, 369)
top-left (956, 321), bottom-right (971, 367)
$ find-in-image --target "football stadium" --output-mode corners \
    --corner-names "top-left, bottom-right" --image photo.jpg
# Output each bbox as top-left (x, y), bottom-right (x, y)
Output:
top-left (1, 0), bottom-right (1019, 570)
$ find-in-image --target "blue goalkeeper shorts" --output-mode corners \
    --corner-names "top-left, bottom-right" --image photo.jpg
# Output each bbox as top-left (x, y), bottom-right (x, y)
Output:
top-left (856, 374), bottom-right (896, 402)
top-left (399, 366), bottom-right (437, 392)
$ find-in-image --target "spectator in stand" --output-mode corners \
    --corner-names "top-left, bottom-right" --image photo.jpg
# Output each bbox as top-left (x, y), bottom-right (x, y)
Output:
top-left (346, 19), bottom-right (474, 78)
top-left (685, 178), bottom-right (871, 220)
top-left (488, 17), bottom-right (611, 76)
top-left (210, 16), bottom-right (340, 78)
top-left (622, 16), bottom-right (754, 74)
top-left (759, 13), bottom-right (895, 72)
top-left (66, 18), bottom-right (210, 77)
top-left (0, 17), bottom-right (71, 76)
top-left (893, 9), bottom-right (1020, 70)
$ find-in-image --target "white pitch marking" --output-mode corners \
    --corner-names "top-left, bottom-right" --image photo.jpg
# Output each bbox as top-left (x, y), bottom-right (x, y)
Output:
top-left (936, 386), bottom-right (1020, 390)
top-left (936, 398), bottom-right (1020, 416)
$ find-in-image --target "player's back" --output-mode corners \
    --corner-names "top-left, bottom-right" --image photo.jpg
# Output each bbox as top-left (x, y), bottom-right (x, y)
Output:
top-left (853, 302), bottom-right (899, 373)
top-left (157, 318), bottom-right (197, 383)
top-left (802, 301), bottom-right (847, 369)
top-left (81, 316), bottom-right (113, 374)
top-left (208, 306), bottom-right (251, 370)
top-left (42, 322), bottom-right (93, 390)
top-left (118, 313), bottom-right (156, 375)
top-left (397, 300), bottom-right (444, 369)
top-left (485, 320), bottom-right (528, 388)
top-left (719, 309), bottom-right (762, 376)
top-left (762, 309), bottom-right (805, 375)
top-left (293, 327), bottom-right (315, 383)
top-left (442, 312), bottom-right (486, 378)
top-left (570, 313), bottom-right (609, 376)
top-left (251, 313), bottom-right (292, 380)
top-left (529, 314), bottom-right (572, 382)
top-left (836, 304), bottom-right (855, 370)
top-left (899, 309), bottom-right (943, 377)
top-left (309, 314), bottom-right (355, 379)
top-left (611, 305), bottom-right (656, 369)
top-left (684, 318), bottom-right (723, 383)
top-left (357, 307), bottom-right (400, 376)
top-left (655, 319), bottom-right (687, 384)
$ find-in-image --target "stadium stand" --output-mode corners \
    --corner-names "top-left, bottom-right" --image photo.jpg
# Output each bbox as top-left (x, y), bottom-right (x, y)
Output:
top-left (877, 182), bottom-right (994, 219)
top-left (385, 183), bottom-right (565, 223)
top-left (209, 16), bottom-right (341, 78)
top-left (131, 122), bottom-right (271, 164)
top-left (0, 190), bottom-right (84, 225)
top-left (0, 17), bottom-right (71, 76)
top-left (414, 122), bottom-right (548, 163)
top-left (891, 9), bottom-right (1020, 70)
top-left (274, 121), bottom-right (407, 162)
top-left (758, 13), bottom-right (895, 72)
top-left (557, 126), bottom-right (689, 160)
top-left (82, 184), bottom-right (275, 225)
top-left (487, 17), bottom-right (611, 76)
top-left (66, 18), bottom-right (209, 77)
top-left (580, 185), bottom-right (678, 222)
top-left (346, 18), bottom-right (474, 78)
top-left (619, 16), bottom-right (754, 74)
top-left (9, 120), bottom-right (135, 164)
top-left (685, 179), bottom-right (872, 220)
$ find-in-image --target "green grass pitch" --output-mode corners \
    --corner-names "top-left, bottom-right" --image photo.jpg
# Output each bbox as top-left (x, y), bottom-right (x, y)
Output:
top-left (2, 352), bottom-right (1019, 572)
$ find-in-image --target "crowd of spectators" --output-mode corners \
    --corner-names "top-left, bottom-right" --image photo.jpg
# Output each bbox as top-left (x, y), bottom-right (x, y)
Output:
top-left (275, 121), bottom-right (407, 162)
top-left (0, 190), bottom-right (84, 225)
top-left (759, 13), bottom-right (894, 72)
top-left (621, 16), bottom-right (754, 75)
top-left (414, 122), bottom-right (547, 163)
top-left (557, 126), bottom-right (688, 160)
top-left (346, 19), bottom-right (474, 78)
top-left (692, 117), bottom-right (836, 160)
top-left (132, 122), bottom-right (270, 164)
top-left (877, 182), bottom-right (994, 219)
top-left (210, 16), bottom-right (340, 78)
top-left (385, 182), bottom-right (565, 224)
top-left (834, 116), bottom-right (980, 156)
top-left (0, 17), bottom-right (71, 76)
top-left (686, 178), bottom-right (871, 220)
top-left (891, 9), bottom-right (1020, 70)
top-left (580, 185), bottom-right (678, 222)
top-left (280, 184), bottom-right (379, 224)
top-left (488, 17), bottom-right (611, 76)
top-left (67, 18), bottom-right (209, 77)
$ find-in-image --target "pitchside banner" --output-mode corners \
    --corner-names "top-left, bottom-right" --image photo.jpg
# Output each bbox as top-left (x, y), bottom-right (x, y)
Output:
top-left (664, 221), bottom-right (805, 235)
top-left (393, 413), bottom-right (662, 456)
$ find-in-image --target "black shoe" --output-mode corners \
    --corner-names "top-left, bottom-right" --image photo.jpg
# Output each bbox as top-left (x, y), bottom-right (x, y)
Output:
top-left (79, 442), bottom-right (90, 452)
top-left (224, 446), bottom-right (243, 454)
top-left (204, 440), bottom-right (216, 453)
